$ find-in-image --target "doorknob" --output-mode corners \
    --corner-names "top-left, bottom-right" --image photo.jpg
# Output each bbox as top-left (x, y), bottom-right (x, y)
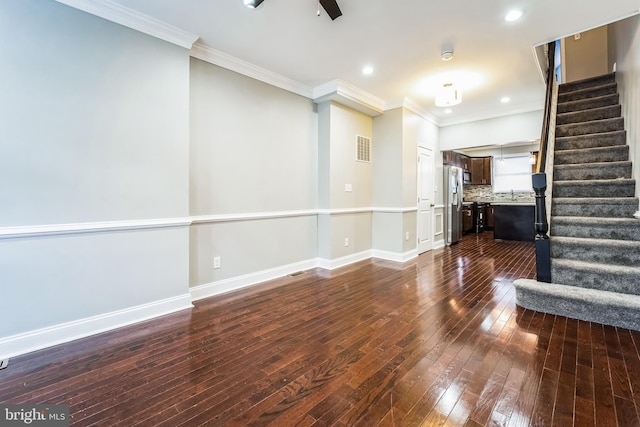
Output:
top-left (430, 204), bottom-right (435, 207)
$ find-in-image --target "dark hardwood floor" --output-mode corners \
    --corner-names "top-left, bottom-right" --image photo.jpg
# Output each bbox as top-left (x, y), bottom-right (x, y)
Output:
top-left (2, 232), bottom-right (640, 426)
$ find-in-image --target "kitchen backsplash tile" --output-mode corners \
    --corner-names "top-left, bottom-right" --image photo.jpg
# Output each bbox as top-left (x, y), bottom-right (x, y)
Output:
top-left (464, 185), bottom-right (535, 203)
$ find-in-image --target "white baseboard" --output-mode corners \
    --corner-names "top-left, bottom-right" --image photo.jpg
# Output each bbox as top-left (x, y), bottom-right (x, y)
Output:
top-left (0, 294), bottom-right (193, 360)
top-left (317, 250), bottom-right (373, 270)
top-left (190, 259), bottom-right (319, 301)
top-left (433, 240), bottom-right (446, 250)
top-left (2, 245), bottom-right (427, 359)
top-left (372, 248), bottom-right (419, 263)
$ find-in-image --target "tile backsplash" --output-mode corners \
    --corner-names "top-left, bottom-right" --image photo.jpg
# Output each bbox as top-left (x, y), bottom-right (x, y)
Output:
top-left (464, 185), bottom-right (535, 203)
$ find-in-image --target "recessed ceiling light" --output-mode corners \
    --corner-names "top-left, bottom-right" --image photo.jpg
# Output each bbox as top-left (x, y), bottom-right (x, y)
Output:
top-left (244, 0), bottom-right (264, 8)
top-left (362, 65), bottom-right (374, 76)
top-left (501, 96), bottom-right (511, 103)
top-left (505, 9), bottom-right (523, 22)
top-left (444, 108), bottom-right (453, 114)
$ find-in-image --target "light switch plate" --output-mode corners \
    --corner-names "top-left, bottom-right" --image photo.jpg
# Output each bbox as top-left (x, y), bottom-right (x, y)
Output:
top-left (345, 184), bottom-right (352, 192)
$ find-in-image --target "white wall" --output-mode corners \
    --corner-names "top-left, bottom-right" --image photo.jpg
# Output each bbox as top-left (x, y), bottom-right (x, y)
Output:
top-left (439, 110), bottom-right (543, 151)
top-left (317, 102), bottom-right (373, 262)
top-left (0, 0), bottom-right (192, 353)
top-left (610, 14), bottom-right (640, 201)
top-left (372, 107), bottom-right (436, 254)
top-left (563, 26), bottom-right (609, 83)
top-left (189, 59), bottom-right (319, 286)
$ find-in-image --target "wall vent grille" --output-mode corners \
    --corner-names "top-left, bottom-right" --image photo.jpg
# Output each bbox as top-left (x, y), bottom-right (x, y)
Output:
top-left (356, 135), bottom-right (371, 162)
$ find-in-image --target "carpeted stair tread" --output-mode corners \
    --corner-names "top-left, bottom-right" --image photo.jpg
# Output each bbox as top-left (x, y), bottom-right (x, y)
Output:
top-left (552, 197), bottom-right (639, 218)
top-left (556, 117), bottom-right (624, 138)
top-left (556, 93), bottom-right (619, 114)
top-left (558, 82), bottom-right (617, 103)
top-left (514, 278), bottom-right (640, 331)
top-left (551, 216), bottom-right (640, 240)
top-left (558, 73), bottom-right (616, 93)
top-left (551, 236), bottom-right (640, 266)
top-left (551, 258), bottom-right (640, 296)
top-left (552, 178), bottom-right (635, 198)
top-left (554, 145), bottom-right (629, 164)
top-left (553, 161), bottom-right (632, 180)
top-left (555, 130), bottom-right (626, 150)
top-left (556, 105), bottom-right (621, 126)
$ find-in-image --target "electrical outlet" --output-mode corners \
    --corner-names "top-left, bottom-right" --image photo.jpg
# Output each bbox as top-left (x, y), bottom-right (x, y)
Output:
top-left (345, 184), bottom-right (352, 192)
top-left (344, 237), bottom-right (349, 247)
top-left (213, 256), bottom-right (221, 269)
top-left (405, 232), bottom-right (410, 241)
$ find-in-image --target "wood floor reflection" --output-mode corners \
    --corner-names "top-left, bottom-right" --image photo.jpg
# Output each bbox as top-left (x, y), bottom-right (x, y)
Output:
top-left (2, 232), bottom-right (640, 426)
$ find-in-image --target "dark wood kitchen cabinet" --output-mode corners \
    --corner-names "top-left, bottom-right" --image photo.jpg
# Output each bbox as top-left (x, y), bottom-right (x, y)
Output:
top-left (485, 204), bottom-right (494, 230)
top-left (471, 157), bottom-right (492, 185)
top-left (483, 157), bottom-right (492, 184)
top-left (462, 204), bottom-right (473, 233)
top-left (443, 151), bottom-right (470, 171)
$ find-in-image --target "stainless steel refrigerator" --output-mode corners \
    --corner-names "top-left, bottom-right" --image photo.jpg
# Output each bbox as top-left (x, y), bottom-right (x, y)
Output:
top-left (444, 166), bottom-right (464, 245)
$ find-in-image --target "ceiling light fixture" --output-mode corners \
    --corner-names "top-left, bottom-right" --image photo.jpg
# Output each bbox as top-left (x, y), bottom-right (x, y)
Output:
top-left (529, 140), bottom-right (536, 164)
top-left (244, 0), bottom-right (264, 8)
top-left (435, 83), bottom-right (462, 107)
top-left (362, 65), bottom-right (374, 76)
top-left (505, 9), bottom-right (523, 22)
top-left (501, 96), bottom-right (511, 103)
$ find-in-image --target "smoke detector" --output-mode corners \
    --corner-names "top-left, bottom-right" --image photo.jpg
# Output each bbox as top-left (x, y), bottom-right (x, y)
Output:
top-left (441, 49), bottom-right (454, 61)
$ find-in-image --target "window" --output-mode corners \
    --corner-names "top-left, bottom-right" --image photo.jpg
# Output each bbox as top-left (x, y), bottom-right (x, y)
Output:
top-left (492, 155), bottom-right (532, 193)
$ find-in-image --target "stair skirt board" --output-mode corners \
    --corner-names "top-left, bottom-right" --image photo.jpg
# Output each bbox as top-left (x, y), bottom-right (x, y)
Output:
top-left (514, 279), bottom-right (640, 331)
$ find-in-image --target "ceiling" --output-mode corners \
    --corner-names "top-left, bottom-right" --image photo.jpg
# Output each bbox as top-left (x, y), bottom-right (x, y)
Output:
top-left (105, 0), bottom-right (638, 126)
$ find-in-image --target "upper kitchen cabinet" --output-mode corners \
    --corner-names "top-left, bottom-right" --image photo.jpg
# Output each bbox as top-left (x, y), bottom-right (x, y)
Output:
top-left (471, 156), bottom-right (492, 185)
top-left (442, 151), bottom-right (470, 170)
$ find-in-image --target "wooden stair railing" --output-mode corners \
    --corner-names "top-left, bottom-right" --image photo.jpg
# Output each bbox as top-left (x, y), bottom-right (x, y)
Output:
top-left (533, 41), bottom-right (556, 283)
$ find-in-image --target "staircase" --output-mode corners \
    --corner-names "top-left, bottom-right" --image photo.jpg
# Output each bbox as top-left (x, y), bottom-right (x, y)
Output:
top-left (515, 73), bottom-right (640, 331)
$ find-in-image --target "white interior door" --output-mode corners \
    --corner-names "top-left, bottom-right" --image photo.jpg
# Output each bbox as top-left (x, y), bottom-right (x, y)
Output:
top-left (417, 147), bottom-right (433, 254)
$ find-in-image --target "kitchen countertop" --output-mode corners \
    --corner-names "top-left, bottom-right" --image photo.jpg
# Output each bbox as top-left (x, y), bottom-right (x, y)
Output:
top-left (464, 200), bottom-right (534, 206)
top-left (491, 202), bottom-right (535, 206)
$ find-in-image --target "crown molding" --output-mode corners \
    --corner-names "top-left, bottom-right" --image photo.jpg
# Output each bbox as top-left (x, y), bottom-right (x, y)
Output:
top-left (55, 0), bottom-right (199, 49)
top-left (385, 97), bottom-right (440, 125)
top-left (190, 43), bottom-right (313, 98)
top-left (313, 80), bottom-right (385, 117)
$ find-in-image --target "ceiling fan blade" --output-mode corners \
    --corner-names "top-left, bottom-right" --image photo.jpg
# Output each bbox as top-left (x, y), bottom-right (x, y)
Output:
top-left (319, 0), bottom-right (342, 20)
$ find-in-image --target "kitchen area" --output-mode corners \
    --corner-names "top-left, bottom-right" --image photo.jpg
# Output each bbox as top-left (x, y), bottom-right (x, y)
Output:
top-left (442, 148), bottom-right (536, 245)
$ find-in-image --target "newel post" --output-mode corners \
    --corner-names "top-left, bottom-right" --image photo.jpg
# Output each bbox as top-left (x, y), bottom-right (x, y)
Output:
top-left (532, 173), bottom-right (551, 282)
